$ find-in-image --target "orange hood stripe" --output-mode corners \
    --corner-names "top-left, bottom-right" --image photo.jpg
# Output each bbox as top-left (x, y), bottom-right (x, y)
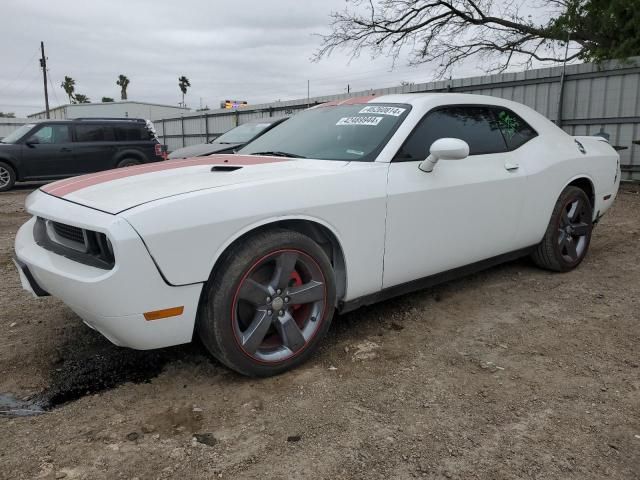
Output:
top-left (42, 155), bottom-right (289, 197)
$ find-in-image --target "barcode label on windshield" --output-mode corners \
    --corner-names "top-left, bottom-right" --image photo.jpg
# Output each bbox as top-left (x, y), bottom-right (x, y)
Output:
top-left (336, 116), bottom-right (383, 126)
top-left (359, 106), bottom-right (406, 116)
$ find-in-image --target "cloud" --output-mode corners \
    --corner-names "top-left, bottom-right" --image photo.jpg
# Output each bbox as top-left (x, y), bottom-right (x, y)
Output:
top-left (0, 0), bottom-right (496, 116)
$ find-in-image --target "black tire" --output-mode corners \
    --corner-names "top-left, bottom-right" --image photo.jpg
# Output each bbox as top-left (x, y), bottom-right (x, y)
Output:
top-left (117, 158), bottom-right (141, 168)
top-left (532, 186), bottom-right (593, 272)
top-left (0, 161), bottom-right (16, 192)
top-left (197, 229), bottom-right (336, 377)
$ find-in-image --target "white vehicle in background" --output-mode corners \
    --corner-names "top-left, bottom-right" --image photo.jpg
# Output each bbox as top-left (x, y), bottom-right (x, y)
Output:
top-left (14, 94), bottom-right (620, 377)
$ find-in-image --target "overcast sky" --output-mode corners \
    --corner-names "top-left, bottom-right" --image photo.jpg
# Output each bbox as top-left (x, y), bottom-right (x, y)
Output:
top-left (1, 0), bottom-right (549, 117)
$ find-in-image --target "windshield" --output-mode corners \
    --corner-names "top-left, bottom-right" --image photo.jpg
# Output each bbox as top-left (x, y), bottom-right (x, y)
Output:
top-left (215, 121), bottom-right (275, 144)
top-left (240, 103), bottom-right (410, 161)
top-left (1, 124), bottom-right (36, 144)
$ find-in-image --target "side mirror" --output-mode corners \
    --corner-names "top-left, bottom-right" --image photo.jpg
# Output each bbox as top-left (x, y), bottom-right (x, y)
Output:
top-left (25, 138), bottom-right (39, 147)
top-left (419, 138), bottom-right (469, 172)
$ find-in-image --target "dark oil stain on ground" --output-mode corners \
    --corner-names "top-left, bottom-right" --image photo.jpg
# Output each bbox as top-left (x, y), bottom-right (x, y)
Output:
top-left (1, 331), bottom-right (211, 417)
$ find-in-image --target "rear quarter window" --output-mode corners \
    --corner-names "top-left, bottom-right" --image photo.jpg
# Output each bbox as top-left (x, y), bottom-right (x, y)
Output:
top-left (490, 108), bottom-right (538, 150)
top-left (114, 125), bottom-right (148, 141)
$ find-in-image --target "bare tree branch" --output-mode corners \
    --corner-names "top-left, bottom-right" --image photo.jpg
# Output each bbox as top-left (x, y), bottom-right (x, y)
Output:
top-left (313, 0), bottom-right (632, 77)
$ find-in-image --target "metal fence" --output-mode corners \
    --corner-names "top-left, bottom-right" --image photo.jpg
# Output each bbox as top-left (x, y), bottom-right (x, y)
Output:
top-left (154, 57), bottom-right (640, 180)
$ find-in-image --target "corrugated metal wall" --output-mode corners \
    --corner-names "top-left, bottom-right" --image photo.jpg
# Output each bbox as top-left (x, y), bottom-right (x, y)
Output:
top-left (155, 57), bottom-right (640, 180)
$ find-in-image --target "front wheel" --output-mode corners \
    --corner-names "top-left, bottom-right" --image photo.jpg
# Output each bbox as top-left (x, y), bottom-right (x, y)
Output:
top-left (197, 229), bottom-right (336, 377)
top-left (532, 186), bottom-right (593, 272)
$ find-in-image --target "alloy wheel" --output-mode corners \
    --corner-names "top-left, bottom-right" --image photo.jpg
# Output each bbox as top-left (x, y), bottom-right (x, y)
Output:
top-left (0, 167), bottom-right (10, 189)
top-left (231, 249), bottom-right (327, 363)
top-left (557, 197), bottom-right (591, 263)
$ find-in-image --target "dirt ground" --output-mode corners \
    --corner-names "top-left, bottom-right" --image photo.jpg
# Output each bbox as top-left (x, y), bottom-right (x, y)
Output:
top-left (0, 183), bottom-right (639, 480)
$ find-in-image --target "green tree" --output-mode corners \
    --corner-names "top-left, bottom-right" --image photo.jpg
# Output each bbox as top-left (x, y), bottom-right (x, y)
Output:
top-left (60, 76), bottom-right (76, 103)
top-left (315, 0), bottom-right (640, 76)
top-left (101, 97), bottom-right (114, 102)
top-left (116, 74), bottom-right (130, 100)
top-left (74, 94), bottom-right (90, 104)
top-left (0, 112), bottom-right (16, 118)
top-left (178, 75), bottom-right (191, 107)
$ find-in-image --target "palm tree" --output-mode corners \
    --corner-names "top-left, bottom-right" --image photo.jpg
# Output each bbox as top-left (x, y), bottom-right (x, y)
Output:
top-left (74, 94), bottom-right (90, 104)
top-left (60, 76), bottom-right (76, 103)
top-left (116, 74), bottom-right (130, 100)
top-left (178, 76), bottom-right (191, 107)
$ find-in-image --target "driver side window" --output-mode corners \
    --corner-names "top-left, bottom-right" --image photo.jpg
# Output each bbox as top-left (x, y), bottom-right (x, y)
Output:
top-left (28, 125), bottom-right (71, 144)
top-left (394, 106), bottom-right (508, 162)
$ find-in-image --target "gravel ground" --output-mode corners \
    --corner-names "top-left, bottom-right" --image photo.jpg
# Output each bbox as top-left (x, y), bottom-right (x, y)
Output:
top-left (0, 184), bottom-right (639, 480)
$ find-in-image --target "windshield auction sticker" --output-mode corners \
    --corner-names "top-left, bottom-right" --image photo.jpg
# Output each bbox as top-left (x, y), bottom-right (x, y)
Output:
top-left (358, 106), bottom-right (406, 116)
top-left (336, 116), bottom-right (383, 126)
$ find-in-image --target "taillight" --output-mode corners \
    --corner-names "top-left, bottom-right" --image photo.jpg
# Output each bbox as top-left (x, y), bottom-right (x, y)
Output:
top-left (155, 144), bottom-right (162, 157)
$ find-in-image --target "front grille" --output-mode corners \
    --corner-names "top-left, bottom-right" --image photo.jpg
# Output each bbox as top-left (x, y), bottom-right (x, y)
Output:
top-left (35, 217), bottom-right (115, 270)
top-left (52, 221), bottom-right (84, 244)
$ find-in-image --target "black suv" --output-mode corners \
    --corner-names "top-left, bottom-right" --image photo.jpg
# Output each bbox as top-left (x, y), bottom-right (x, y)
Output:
top-left (0, 118), bottom-right (166, 191)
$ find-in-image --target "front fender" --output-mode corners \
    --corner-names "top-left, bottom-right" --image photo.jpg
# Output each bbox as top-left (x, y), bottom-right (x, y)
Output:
top-left (121, 163), bottom-right (389, 301)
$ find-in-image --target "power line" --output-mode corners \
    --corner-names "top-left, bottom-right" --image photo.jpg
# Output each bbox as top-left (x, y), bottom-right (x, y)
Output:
top-left (0, 49), bottom-right (40, 93)
top-left (200, 67), bottom-right (427, 91)
top-left (12, 67), bottom-right (42, 97)
top-left (47, 68), bottom-right (60, 107)
top-left (190, 67), bottom-right (431, 101)
top-left (0, 102), bottom-right (42, 108)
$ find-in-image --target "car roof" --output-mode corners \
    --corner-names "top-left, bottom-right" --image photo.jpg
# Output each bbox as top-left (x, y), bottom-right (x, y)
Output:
top-left (33, 118), bottom-right (148, 124)
top-left (319, 92), bottom-right (530, 110)
top-left (243, 117), bottom-right (288, 125)
top-left (316, 92), bottom-right (559, 135)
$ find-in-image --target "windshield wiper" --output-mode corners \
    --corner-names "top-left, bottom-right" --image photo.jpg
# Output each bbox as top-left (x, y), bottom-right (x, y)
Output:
top-left (251, 151), bottom-right (306, 158)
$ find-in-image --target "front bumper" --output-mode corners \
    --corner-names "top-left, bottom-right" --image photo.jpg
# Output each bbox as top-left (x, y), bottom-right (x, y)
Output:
top-left (14, 190), bottom-right (203, 350)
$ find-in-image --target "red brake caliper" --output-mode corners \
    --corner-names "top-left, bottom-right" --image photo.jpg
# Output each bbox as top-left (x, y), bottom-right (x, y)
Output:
top-left (289, 270), bottom-right (302, 310)
top-left (289, 270), bottom-right (303, 312)
top-left (289, 270), bottom-right (306, 327)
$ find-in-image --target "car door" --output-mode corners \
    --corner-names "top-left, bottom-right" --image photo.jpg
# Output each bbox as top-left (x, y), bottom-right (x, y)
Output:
top-left (383, 105), bottom-right (528, 289)
top-left (21, 124), bottom-right (74, 179)
top-left (72, 123), bottom-right (117, 173)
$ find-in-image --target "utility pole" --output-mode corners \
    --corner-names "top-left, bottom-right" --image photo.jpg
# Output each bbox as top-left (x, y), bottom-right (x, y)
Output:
top-left (39, 41), bottom-right (50, 118)
top-left (347, 84), bottom-right (350, 94)
top-left (307, 80), bottom-right (310, 108)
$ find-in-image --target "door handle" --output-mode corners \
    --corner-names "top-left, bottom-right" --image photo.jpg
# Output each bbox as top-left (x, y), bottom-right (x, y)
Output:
top-left (60, 147), bottom-right (72, 152)
top-left (504, 162), bottom-right (519, 171)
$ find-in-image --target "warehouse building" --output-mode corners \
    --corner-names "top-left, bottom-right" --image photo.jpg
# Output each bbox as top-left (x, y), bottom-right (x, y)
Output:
top-left (28, 101), bottom-right (188, 121)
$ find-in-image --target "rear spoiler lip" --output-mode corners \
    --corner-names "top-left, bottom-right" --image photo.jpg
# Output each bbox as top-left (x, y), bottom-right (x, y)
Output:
top-left (573, 134), bottom-right (610, 144)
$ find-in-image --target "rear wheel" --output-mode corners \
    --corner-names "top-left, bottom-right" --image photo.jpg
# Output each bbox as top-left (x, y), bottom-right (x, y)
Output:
top-left (117, 158), bottom-right (141, 168)
top-left (532, 186), bottom-right (593, 272)
top-left (0, 162), bottom-right (16, 192)
top-left (197, 229), bottom-right (336, 377)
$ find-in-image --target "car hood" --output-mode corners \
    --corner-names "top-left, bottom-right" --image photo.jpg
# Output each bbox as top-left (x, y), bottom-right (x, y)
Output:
top-left (168, 142), bottom-right (241, 159)
top-left (40, 154), bottom-right (348, 214)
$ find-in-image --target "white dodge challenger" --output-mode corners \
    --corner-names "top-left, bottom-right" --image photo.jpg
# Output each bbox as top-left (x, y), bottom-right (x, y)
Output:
top-left (14, 94), bottom-right (620, 376)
